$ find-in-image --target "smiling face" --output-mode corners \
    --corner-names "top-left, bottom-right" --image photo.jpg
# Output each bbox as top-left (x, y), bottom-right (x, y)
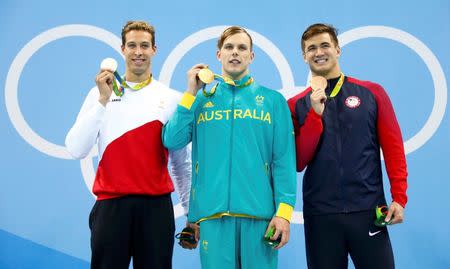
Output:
top-left (303, 32), bottom-right (341, 79)
top-left (217, 32), bottom-right (254, 81)
top-left (121, 30), bottom-right (156, 82)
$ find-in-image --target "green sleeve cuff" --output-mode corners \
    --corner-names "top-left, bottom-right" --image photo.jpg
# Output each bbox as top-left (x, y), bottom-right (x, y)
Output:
top-left (275, 202), bottom-right (293, 222)
top-left (180, 92), bottom-right (196, 110)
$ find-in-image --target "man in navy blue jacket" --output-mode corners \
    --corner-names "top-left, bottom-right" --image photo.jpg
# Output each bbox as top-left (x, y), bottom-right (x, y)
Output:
top-left (288, 23), bottom-right (408, 269)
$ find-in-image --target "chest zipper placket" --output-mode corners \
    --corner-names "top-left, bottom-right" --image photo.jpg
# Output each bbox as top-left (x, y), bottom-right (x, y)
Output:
top-left (227, 86), bottom-right (236, 214)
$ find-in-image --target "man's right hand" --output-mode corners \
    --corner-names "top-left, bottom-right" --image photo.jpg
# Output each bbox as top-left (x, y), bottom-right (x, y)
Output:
top-left (310, 89), bottom-right (327, 116)
top-left (180, 222), bottom-right (200, 250)
top-left (95, 69), bottom-right (115, 106)
top-left (186, 64), bottom-right (208, 96)
top-left (310, 76), bottom-right (327, 116)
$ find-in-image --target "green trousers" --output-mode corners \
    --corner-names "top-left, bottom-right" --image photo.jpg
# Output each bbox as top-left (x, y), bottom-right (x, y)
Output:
top-left (199, 216), bottom-right (278, 269)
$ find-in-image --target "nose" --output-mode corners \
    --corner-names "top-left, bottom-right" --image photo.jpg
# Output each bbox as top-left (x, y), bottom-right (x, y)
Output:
top-left (315, 47), bottom-right (325, 57)
top-left (232, 47), bottom-right (239, 56)
top-left (135, 46), bottom-right (143, 56)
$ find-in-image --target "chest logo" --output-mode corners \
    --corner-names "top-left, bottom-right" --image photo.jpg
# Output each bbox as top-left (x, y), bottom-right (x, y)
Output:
top-left (345, 96), bottom-right (361, 108)
top-left (158, 99), bottom-right (165, 109)
top-left (256, 95), bottom-right (264, 106)
top-left (203, 101), bottom-right (214, 108)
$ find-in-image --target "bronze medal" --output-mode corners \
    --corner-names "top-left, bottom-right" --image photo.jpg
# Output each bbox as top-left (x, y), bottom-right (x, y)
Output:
top-left (310, 76), bottom-right (327, 92)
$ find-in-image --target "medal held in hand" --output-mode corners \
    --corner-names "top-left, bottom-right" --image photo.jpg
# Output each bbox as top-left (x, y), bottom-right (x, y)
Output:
top-left (197, 67), bottom-right (254, 97)
top-left (310, 76), bottom-right (327, 93)
top-left (100, 58), bottom-right (152, 97)
top-left (198, 68), bottom-right (219, 97)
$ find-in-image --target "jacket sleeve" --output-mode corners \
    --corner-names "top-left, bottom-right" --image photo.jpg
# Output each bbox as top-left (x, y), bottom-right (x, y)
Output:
top-left (370, 84), bottom-right (408, 208)
top-left (272, 94), bottom-right (297, 222)
top-left (288, 91), bottom-right (323, 172)
top-left (65, 88), bottom-right (104, 159)
top-left (162, 92), bottom-right (196, 150)
top-left (169, 145), bottom-right (192, 215)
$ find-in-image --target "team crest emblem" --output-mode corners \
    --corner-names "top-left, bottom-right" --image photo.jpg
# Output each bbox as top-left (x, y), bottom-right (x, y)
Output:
top-left (345, 96), bottom-right (361, 108)
top-left (255, 95), bottom-right (264, 106)
top-left (202, 240), bottom-right (209, 251)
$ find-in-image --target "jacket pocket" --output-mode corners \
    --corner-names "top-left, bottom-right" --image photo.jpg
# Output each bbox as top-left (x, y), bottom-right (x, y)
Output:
top-left (265, 162), bottom-right (270, 177)
top-left (191, 161), bottom-right (199, 201)
top-left (88, 201), bottom-right (99, 230)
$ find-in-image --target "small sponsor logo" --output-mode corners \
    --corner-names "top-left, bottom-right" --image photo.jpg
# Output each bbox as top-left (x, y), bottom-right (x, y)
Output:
top-left (369, 230), bottom-right (382, 237)
top-left (203, 101), bottom-right (214, 108)
top-left (158, 99), bottom-right (165, 109)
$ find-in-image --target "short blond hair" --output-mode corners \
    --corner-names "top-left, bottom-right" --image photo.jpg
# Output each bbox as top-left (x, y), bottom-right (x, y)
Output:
top-left (217, 26), bottom-right (253, 50)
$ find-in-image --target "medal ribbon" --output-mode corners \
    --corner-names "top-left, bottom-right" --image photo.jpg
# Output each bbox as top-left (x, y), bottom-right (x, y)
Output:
top-left (112, 72), bottom-right (152, 97)
top-left (328, 72), bottom-right (345, 98)
top-left (203, 74), bottom-right (254, 97)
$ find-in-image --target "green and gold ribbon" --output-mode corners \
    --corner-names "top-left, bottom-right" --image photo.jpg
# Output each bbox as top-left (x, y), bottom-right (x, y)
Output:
top-left (328, 72), bottom-right (345, 98)
top-left (112, 72), bottom-right (152, 97)
top-left (198, 68), bottom-right (254, 97)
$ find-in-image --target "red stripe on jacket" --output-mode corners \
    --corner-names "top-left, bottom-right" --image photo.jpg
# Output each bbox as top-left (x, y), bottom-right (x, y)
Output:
top-left (93, 120), bottom-right (174, 200)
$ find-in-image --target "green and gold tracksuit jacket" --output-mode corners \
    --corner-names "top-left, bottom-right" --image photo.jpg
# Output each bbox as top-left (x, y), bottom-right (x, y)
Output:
top-left (162, 75), bottom-right (296, 223)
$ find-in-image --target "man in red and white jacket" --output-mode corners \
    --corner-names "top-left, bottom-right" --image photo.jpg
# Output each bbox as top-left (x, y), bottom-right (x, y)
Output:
top-left (66, 21), bottom-right (191, 269)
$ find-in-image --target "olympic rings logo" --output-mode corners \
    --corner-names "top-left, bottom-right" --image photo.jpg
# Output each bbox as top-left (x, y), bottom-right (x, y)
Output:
top-left (5, 24), bottom-right (447, 224)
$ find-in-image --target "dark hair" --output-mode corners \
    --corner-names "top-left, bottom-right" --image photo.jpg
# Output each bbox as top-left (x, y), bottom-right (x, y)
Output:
top-left (121, 21), bottom-right (155, 47)
top-left (301, 23), bottom-right (339, 52)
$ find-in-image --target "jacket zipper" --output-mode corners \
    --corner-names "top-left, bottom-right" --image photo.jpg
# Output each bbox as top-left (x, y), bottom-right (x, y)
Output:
top-left (227, 86), bottom-right (236, 213)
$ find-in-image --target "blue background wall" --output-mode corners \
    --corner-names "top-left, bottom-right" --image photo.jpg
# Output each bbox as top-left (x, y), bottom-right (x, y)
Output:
top-left (1, 0), bottom-right (449, 268)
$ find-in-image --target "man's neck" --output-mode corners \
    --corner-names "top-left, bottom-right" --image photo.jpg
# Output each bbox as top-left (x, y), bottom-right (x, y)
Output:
top-left (223, 69), bottom-right (249, 81)
top-left (314, 65), bottom-right (341, 80)
top-left (323, 70), bottom-right (341, 80)
top-left (125, 70), bottom-right (152, 83)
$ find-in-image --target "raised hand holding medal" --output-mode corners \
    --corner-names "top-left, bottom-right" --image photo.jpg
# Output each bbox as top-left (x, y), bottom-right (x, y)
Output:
top-left (310, 76), bottom-right (327, 103)
top-left (100, 57), bottom-right (152, 98)
top-left (197, 67), bottom-right (218, 97)
top-left (309, 76), bottom-right (327, 115)
top-left (96, 58), bottom-right (118, 106)
top-left (197, 66), bottom-right (254, 97)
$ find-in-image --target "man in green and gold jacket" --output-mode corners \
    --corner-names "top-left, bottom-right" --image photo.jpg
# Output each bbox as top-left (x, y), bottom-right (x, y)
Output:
top-left (162, 26), bottom-right (296, 269)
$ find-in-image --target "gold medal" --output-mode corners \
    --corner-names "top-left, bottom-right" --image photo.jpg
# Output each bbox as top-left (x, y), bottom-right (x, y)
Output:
top-left (198, 68), bottom-right (215, 84)
top-left (310, 76), bottom-right (327, 92)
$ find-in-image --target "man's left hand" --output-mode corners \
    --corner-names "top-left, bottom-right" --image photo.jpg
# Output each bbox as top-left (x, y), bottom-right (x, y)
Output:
top-left (265, 216), bottom-right (290, 250)
top-left (385, 201), bottom-right (404, 225)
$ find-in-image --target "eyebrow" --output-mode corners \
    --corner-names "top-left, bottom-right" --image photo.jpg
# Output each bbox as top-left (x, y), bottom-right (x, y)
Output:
top-left (224, 42), bottom-right (249, 47)
top-left (307, 42), bottom-right (331, 48)
top-left (126, 41), bottom-right (151, 45)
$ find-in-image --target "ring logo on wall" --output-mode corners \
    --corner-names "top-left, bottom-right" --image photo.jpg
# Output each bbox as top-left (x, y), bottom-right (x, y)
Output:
top-left (5, 24), bottom-right (447, 224)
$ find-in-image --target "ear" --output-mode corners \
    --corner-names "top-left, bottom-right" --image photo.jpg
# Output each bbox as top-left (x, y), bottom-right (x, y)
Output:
top-left (216, 50), bottom-right (221, 61)
top-left (121, 45), bottom-right (125, 55)
top-left (152, 45), bottom-right (158, 55)
top-left (336, 45), bottom-right (341, 58)
top-left (303, 52), bottom-right (308, 63)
